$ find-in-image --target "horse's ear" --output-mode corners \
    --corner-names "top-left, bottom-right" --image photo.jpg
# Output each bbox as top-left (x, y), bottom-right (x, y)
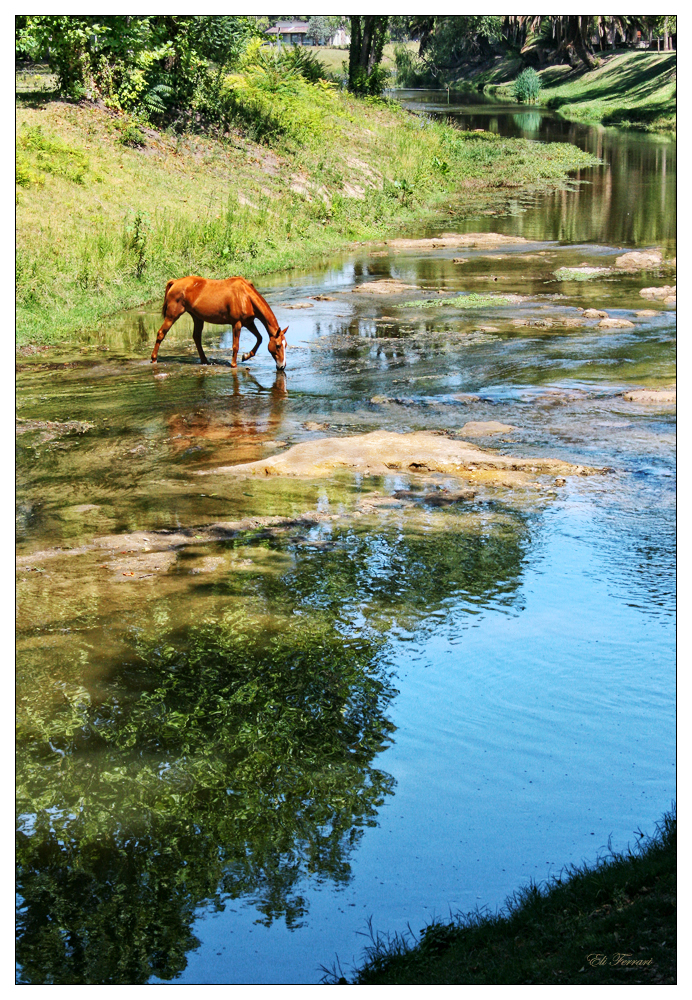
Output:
top-left (280, 326), bottom-right (288, 338)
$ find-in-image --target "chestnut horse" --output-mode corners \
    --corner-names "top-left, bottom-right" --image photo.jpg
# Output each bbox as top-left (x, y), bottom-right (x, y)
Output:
top-left (151, 276), bottom-right (288, 369)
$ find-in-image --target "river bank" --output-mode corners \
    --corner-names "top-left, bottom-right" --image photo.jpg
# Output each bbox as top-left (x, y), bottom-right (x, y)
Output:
top-left (16, 83), bottom-right (596, 347)
top-left (470, 51), bottom-right (676, 133)
top-left (332, 810), bottom-right (676, 985)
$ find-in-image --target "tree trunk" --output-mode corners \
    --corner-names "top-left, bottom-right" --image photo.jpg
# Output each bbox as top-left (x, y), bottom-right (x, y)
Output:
top-left (663, 16), bottom-right (669, 51)
top-left (348, 15), bottom-right (388, 93)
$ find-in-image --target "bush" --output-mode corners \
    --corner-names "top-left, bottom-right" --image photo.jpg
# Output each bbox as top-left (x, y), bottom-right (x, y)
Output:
top-left (513, 67), bottom-right (541, 103)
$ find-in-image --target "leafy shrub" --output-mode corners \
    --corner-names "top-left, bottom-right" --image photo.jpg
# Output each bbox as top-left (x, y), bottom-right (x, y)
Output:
top-left (393, 44), bottom-right (435, 88)
top-left (117, 121), bottom-right (146, 147)
top-left (513, 67), bottom-right (541, 104)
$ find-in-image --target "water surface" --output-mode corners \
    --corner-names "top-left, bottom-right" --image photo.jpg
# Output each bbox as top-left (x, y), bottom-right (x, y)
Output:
top-left (16, 95), bottom-right (675, 985)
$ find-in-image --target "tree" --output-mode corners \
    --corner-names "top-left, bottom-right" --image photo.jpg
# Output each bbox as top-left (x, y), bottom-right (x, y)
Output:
top-left (348, 15), bottom-right (389, 94)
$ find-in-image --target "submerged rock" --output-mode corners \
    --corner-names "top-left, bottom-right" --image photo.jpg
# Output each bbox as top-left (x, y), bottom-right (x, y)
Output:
top-left (640, 285), bottom-right (676, 300)
top-left (387, 233), bottom-right (529, 250)
top-left (582, 308), bottom-right (609, 319)
top-left (622, 388), bottom-right (676, 403)
top-left (459, 421), bottom-right (515, 436)
top-left (614, 250), bottom-right (663, 271)
top-left (352, 279), bottom-right (418, 295)
top-left (598, 318), bottom-right (635, 329)
top-left (200, 429), bottom-right (597, 482)
top-left (635, 309), bottom-right (658, 317)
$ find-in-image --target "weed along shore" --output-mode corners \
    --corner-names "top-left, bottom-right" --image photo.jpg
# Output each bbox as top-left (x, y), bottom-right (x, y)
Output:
top-left (330, 810), bottom-right (676, 985)
top-left (16, 89), bottom-right (596, 347)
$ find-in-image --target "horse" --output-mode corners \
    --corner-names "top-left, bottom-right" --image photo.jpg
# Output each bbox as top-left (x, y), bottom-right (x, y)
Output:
top-left (151, 276), bottom-right (288, 370)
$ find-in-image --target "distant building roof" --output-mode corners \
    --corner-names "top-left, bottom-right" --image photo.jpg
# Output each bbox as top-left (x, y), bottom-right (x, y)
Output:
top-left (265, 21), bottom-right (310, 36)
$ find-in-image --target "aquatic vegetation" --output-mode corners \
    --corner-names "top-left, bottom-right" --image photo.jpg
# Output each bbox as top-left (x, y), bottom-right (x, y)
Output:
top-left (401, 293), bottom-right (512, 308)
top-left (554, 266), bottom-right (612, 281)
top-left (513, 68), bottom-right (541, 104)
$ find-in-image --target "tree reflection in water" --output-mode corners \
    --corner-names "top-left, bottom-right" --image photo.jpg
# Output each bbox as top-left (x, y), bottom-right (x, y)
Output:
top-left (16, 513), bottom-right (530, 983)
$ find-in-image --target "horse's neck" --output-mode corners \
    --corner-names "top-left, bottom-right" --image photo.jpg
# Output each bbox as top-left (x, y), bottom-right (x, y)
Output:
top-left (249, 288), bottom-right (279, 335)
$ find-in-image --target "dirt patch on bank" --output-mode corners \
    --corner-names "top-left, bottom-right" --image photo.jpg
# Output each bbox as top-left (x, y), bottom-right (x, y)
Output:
top-left (200, 430), bottom-right (599, 482)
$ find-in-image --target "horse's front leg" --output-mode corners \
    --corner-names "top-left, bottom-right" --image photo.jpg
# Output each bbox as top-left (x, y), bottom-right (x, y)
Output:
top-left (231, 320), bottom-right (243, 368)
top-left (241, 318), bottom-right (262, 363)
top-left (151, 312), bottom-right (182, 362)
top-left (192, 317), bottom-right (209, 365)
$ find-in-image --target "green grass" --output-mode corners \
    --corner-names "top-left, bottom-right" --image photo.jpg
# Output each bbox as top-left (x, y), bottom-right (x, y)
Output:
top-left (16, 76), bottom-right (597, 347)
top-left (491, 52), bottom-right (676, 132)
top-left (327, 808), bottom-right (676, 985)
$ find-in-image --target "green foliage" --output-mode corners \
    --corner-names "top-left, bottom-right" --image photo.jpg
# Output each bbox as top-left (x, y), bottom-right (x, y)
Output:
top-left (513, 67), bottom-right (541, 103)
top-left (410, 15), bottom-right (504, 83)
top-left (16, 125), bottom-right (89, 185)
top-left (16, 15), bottom-right (262, 120)
top-left (393, 44), bottom-right (435, 87)
top-left (116, 121), bottom-right (146, 147)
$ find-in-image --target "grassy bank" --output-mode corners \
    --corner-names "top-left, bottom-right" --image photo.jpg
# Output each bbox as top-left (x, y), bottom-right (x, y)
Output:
top-left (16, 71), bottom-right (597, 347)
top-left (327, 809), bottom-right (676, 985)
top-left (483, 51), bottom-right (676, 132)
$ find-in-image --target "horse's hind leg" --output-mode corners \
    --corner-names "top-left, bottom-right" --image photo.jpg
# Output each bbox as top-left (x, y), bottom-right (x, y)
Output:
top-left (192, 317), bottom-right (209, 365)
top-left (151, 303), bottom-right (184, 362)
top-left (241, 318), bottom-right (262, 363)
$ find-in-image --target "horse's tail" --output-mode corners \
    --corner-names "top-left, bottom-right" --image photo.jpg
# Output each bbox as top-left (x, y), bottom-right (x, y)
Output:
top-left (162, 279), bottom-right (176, 318)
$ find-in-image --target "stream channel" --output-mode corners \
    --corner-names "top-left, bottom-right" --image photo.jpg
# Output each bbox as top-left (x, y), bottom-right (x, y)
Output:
top-left (16, 93), bottom-right (676, 985)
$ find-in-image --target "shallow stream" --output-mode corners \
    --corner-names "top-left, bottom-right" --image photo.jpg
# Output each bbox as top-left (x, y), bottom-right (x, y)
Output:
top-left (16, 95), bottom-right (675, 984)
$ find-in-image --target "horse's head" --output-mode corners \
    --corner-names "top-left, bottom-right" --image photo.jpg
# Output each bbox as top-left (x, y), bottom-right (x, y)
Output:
top-left (269, 326), bottom-right (288, 370)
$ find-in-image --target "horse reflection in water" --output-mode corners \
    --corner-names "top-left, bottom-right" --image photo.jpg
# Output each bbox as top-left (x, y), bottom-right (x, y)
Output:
top-left (167, 368), bottom-right (289, 466)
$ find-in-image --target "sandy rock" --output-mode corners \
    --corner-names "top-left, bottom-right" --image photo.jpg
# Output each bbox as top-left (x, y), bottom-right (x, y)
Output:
top-left (452, 258), bottom-right (469, 264)
top-left (368, 251), bottom-right (389, 257)
top-left (635, 309), bottom-right (658, 317)
top-left (613, 250), bottom-right (663, 271)
top-left (663, 296), bottom-right (676, 305)
top-left (280, 302), bottom-right (314, 309)
top-left (200, 429), bottom-right (597, 482)
top-left (598, 318), bottom-right (635, 329)
top-left (352, 279), bottom-right (418, 295)
top-left (639, 285), bottom-right (676, 300)
top-left (386, 233), bottom-right (529, 251)
top-left (622, 388), bottom-right (676, 404)
top-left (582, 308), bottom-right (609, 319)
top-left (311, 294), bottom-right (336, 301)
top-left (460, 421), bottom-right (515, 436)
